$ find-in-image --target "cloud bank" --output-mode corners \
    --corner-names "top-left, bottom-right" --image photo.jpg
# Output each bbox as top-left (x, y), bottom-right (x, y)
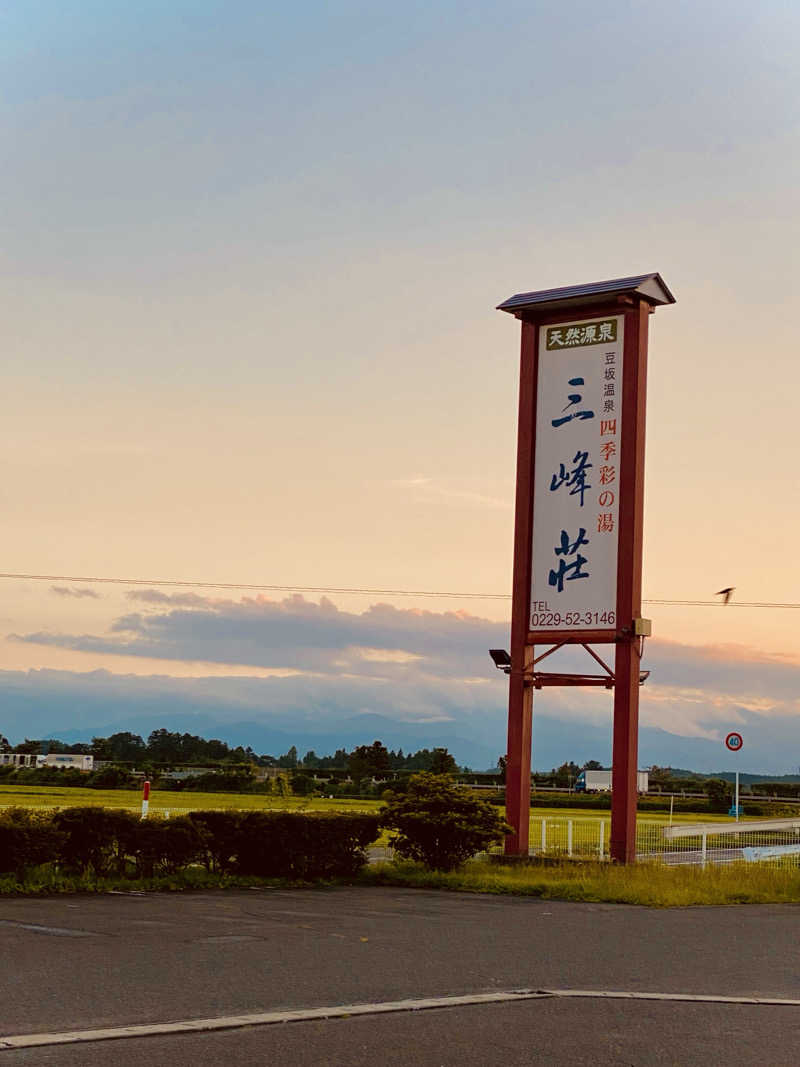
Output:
top-left (50, 586), bottom-right (100, 599)
top-left (7, 593), bottom-right (800, 772)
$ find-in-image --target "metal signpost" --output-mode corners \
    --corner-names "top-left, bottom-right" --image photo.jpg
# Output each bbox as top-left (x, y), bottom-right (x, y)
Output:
top-left (496, 274), bottom-right (675, 863)
top-left (725, 731), bottom-right (744, 820)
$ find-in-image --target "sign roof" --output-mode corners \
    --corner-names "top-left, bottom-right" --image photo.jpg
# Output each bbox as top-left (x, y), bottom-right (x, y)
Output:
top-left (497, 273), bottom-right (675, 316)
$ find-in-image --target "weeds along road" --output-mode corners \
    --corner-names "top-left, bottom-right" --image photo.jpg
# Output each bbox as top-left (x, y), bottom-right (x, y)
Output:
top-left (2, 887), bottom-right (800, 1066)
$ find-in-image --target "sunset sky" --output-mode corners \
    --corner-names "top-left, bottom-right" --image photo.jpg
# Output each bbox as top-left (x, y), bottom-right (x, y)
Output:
top-left (3, 2), bottom-right (799, 769)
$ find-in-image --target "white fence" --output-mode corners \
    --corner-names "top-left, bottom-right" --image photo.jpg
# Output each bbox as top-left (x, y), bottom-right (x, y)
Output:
top-left (509, 817), bottom-right (800, 866)
top-left (656, 817), bottom-right (800, 867)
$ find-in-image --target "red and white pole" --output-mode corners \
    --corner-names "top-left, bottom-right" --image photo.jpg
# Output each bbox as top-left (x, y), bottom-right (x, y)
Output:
top-left (141, 779), bottom-right (151, 819)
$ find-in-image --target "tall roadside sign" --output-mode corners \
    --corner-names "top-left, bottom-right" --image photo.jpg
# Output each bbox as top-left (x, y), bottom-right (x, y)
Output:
top-left (725, 731), bottom-right (744, 820)
top-left (497, 274), bottom-right (675, 863)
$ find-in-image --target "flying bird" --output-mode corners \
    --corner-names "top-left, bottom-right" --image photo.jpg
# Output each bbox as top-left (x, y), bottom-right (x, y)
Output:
top-left (715, 587), bottom-right (735, 605)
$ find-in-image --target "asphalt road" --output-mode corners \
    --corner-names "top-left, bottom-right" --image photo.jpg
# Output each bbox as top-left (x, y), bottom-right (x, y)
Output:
top-left (3, 887), bottom-right (800, 1065)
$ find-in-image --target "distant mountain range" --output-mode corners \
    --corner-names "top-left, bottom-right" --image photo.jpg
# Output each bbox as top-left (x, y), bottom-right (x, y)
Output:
top-left (2, 668), bottom-right (797, 777)
top-left (34, 713), bottom-right (798, 782)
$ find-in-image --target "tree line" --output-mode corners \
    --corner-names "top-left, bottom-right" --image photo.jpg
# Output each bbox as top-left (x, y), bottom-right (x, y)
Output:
top-left (0, 730), bottom-right (460, 777)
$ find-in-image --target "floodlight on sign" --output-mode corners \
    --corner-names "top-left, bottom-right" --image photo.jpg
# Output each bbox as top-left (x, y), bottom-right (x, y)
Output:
top-left (489, 649), bottom-right (512, 674)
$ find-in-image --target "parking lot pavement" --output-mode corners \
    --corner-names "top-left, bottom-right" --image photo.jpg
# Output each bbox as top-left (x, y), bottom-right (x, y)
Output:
top-left (8, 999), bottom-right (800, 1067)
top-left (2, 887), bottom-right (799, 1063)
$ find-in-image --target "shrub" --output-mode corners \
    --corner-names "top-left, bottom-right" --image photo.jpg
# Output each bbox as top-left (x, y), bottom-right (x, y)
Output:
top-left (176, 772), bottom-right (256, 793)
top-left (380, 772), bottom-right (511, 871)
top-left (704, 778), bottom-right (731, 813)
top-left (235, 812), bottom-right (380, 879)
top-left (51, 807), bottom-right (139, 876)
top-left (289, 773), bottom-right (317, 796)
top-left (0, 809), bottom-right (63, 878)
top-left (187, 811), bottom-right (244, 872)
top-left (124, 817), bottom-right (205, 878)
top-left (86, 766), bottom-right (137, 789)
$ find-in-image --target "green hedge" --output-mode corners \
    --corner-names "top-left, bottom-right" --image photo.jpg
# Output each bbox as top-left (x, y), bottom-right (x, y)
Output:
top-left (187, 810), bottom-right (243, 873)
top-left (0, 807), bottom-right (380, 883)
top-left (186, 810), bottom-right (380, 878)
top-left (0, 809), bottom-right (64, 879)
top-left (161, 773), bottom-right (263, 794)
top-left (235, 812), bottom-right (379, 878)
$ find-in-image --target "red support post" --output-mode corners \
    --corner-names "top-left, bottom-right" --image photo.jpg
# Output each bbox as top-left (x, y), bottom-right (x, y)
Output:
top-left (611, 641), bottom-right (639, 861)
top-left (505, 321), bottom-right (537, 855)
top-left (505, 646), bottom-right (533, 854)
top-left (610, 300), bottom-right (650, 863)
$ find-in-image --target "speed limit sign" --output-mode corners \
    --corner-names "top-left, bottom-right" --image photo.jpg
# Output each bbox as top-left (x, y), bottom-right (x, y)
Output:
top-left (725, 732), bottom-right (743, 752)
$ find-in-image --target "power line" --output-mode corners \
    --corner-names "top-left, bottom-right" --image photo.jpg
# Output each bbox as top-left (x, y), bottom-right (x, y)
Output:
top-left (0, 572), bottom-right (507, 601)
top-left (0, 572), bottom-right (799, 609)
top-left (644, 598), bottom-right (800, 610)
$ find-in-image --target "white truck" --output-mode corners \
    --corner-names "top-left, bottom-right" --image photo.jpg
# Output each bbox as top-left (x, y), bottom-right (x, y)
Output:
top-left (575, 769), bottom-right (648, 794)
top-left (35, 753), bottom-right (94, 772)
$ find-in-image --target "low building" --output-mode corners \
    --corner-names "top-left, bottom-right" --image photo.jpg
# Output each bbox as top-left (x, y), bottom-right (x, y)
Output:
top-left (0, 753), bottom-right (93, 771)
top-left (0, 753), bottom-right (37, 769)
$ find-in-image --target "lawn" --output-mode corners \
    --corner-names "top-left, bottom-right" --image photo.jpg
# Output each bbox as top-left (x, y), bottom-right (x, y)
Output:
top-left (363, 858), bottom-right (800, 906)
top-left (0, 784), bottom-right (383, 815)
top-left (0, 783), bottom-right (754, 828)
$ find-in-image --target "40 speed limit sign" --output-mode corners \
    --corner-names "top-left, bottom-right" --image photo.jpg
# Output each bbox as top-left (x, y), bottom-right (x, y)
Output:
top-left (725, 732), bottom-right (744, 752)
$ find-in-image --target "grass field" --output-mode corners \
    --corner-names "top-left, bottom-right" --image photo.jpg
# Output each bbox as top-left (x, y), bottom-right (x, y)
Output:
top-left (0, 783), bottom-right (756, 826)
top-left (364, 858), bottom-right (800, 906)
top-left (4, 854), bottom-right (798, 905)
top-left (0, 784), bottom-right (383, 815)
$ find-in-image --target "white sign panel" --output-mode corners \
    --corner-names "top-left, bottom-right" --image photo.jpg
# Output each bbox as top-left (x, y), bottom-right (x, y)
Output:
top-left (530, 316), bottom-right (623, 632)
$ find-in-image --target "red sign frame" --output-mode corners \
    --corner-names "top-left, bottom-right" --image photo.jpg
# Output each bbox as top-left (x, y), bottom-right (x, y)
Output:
top-left (498, 276), bottom-right (674, 863)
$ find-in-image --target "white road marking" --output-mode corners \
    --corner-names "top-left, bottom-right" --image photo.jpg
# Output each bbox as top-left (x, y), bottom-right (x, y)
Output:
top-left (545, 989), bottom-right (800, 1005)
top-left (2, 988), bottom-right (799, 1050)
top-left (0, 920), bottom-right (93, 938)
